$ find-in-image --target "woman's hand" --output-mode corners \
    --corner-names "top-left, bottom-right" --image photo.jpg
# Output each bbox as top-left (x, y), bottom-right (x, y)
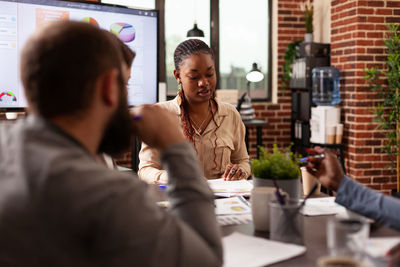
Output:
top-left (222, 163), bottom-right (247, 180)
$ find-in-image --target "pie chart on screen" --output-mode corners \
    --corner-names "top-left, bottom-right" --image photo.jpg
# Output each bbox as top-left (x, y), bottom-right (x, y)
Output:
top-left (110, 23), bottom-right (136, 43)
top-left (0, 91), bottom-right (17, 102)
top-left (82, 17), bottom-right (99, 27)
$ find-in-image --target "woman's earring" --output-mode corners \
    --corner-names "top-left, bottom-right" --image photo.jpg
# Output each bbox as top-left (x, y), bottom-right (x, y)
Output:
top-left (177, 83), bottom-right (182, 106)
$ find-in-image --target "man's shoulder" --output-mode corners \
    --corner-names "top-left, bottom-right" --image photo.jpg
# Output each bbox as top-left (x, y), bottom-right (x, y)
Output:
top-left (0, 117), bottom-right (138, 191)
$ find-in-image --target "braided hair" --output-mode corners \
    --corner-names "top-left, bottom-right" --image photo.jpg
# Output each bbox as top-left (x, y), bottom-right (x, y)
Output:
top-left (174, 39), bottom-right (221, 171)
top-left (174, 39), bottom-right (215, 71)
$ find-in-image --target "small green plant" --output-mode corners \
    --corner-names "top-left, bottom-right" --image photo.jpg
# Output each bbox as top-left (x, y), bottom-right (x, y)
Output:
top-left (251, 144), bottom-right (301, 180)
top-left (300, 0), bottom-right (313, 33)
top-left (282, 40), bottom-right (301, 89)
top-left (364, 24), bottom-right (400, 192)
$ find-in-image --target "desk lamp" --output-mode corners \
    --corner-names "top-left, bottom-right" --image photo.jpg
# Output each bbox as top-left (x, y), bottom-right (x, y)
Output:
top-left (246, 62), bottom-right (264, 96)
top-left (240, 63), bottom-right (264, 120)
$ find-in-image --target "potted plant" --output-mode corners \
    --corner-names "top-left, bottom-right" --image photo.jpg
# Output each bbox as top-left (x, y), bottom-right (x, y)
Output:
top-left (299, 0), bottom-right (313, 43)
top-left (251, 144), bottom-right (301, 199)
top-left (364, 24), bottom-right (400, 197)
top-left (282, 40), bottom-right (301, 89)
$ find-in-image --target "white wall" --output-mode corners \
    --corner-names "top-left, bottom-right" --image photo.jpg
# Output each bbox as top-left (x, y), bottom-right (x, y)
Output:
top-left (313, 0), bottom-right (331, 43)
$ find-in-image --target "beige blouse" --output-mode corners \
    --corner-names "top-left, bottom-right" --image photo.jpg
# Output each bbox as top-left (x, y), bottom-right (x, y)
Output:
top-left (138, 97), bottom-right (251, 184)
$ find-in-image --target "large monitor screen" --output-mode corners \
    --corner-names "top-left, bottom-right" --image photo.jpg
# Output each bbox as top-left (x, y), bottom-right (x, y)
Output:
top-left (0, 0), bottom-right (158, 109)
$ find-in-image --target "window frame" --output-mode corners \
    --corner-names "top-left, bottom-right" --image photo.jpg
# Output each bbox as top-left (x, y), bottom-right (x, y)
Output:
top-left (159, 0), bottom-right (272, 102)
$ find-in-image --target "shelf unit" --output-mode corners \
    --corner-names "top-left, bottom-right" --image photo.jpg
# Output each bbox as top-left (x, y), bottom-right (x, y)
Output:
top-left (290, 42), bottom-right (330, 156)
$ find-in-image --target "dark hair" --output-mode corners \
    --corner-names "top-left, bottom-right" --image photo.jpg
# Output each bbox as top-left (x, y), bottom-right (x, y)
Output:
top-left (174, 39), bottom-right (221, 171)
top-left (173, 39), bottom-right (214, 71)
top-left (20, 21), bottom-right (123, 118)
top-left (117, 38), bottom-right (135, 69)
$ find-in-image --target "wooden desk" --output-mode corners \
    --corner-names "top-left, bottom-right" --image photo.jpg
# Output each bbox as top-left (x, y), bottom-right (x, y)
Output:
top-left (149, 185), bottom-right (400, 266)
top-left (222, 216), bottom-right (399, 266)
top-left (243, 119), bottom-right (268, 157)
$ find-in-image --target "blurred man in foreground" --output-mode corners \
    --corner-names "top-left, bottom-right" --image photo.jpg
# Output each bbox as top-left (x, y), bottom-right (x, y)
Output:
top-left (0, 21), bottom-right (222, 267)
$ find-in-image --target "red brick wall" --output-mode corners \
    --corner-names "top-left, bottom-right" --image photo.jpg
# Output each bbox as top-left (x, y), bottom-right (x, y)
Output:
top-left (247, 0), bottom-right (307, 158)
top-left (331, 0), bottom-right (400, 194)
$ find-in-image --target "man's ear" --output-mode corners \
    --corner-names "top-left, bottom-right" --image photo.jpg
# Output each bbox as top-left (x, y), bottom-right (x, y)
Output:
top-left (99, 69), bottom-right (119, 107)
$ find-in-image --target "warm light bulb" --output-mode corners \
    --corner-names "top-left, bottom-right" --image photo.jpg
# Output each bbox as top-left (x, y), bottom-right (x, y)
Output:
top-left (246, 71), bottom-right (264, 83)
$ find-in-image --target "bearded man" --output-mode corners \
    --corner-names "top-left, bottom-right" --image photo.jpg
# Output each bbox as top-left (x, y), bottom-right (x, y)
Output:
top-left (0, 21), bottom-right (222, 267)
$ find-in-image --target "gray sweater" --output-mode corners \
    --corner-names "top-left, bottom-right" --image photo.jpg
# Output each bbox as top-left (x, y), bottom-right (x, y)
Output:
top-left (336, 175), bottom-right (400, 231)
top-left (0, 115), bottom-right (222, 267)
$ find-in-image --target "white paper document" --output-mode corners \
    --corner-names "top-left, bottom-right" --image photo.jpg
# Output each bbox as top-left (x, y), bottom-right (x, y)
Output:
top-left (215, 196), bottom-right (252, 226)
top-left (300, 197), bottom-right (346, 216)
top-left (222, 232), bottom-right (306, 267)
top-left (208, 178), bottom-right (253, 197)
top-left (365, 237), bottom-right (400, 258)
top-left (215, 196), bottom-right (251, 215)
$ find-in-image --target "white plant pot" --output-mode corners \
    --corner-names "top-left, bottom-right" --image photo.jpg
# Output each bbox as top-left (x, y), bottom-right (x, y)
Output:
top-left (252, 176), bottom-right (301, 200)
top-left (304, 33), bottom-right (313, 43)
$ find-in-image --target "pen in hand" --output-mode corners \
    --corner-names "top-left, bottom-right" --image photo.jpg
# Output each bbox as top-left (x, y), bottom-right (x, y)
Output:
top-left (299, 154), bottom-right (325, 163)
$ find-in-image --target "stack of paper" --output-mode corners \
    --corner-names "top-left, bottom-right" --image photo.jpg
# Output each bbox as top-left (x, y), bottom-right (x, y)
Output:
top-left (300, 197), bottom-right (346, 216)
top-left (218, 214), bottom-right (252, 226)
top-left (215, 196), bottom-right (252, 226)
top-left (222, 232), bottom-right (306, 267)
top-left (208, 178), bottom-right (253, 197)
top-left (157, 196), bottom-right (253, 226)
top-left (215, 196), bottom-right (251, 215)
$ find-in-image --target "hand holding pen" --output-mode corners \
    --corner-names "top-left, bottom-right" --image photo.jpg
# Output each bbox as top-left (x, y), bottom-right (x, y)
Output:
top-left (305, 147), bottom-right (344, 191)
top-left (299, 153), bottom-right (325, 164)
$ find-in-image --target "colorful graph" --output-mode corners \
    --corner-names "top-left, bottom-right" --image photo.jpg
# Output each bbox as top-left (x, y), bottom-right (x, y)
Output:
top-left (0, 91), bottom-right (17, 102)
top-left (82, 17), bottom-right (99, 27)
top-left (36, 8), bottom-right (69, 28)
top-left (110, 23), bottom-right (136, 43)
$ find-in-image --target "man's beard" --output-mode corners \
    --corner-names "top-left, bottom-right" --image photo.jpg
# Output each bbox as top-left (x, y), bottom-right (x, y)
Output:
top-left (98, 89), bottom-right (133, 157)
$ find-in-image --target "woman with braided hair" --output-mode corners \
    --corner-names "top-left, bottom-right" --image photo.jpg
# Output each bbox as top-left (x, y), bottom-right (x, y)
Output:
top-left (138, 39), bottom-right (251, 184)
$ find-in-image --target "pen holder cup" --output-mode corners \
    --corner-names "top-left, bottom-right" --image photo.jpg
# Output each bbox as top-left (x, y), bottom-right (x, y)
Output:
top-left (269, 200), bottom-right (304, 245)
top-left (251, 187), bottom-right (289, 232)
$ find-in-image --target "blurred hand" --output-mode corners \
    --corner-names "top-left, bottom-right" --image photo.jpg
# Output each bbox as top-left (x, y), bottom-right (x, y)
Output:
top-left (222, 163), bottom-right (247, 181)
top-left (388, 242), bottom-right (400, 266)
top-left (306, 147), bottom-right (344, 191)
top-left (130, 105), bottom-right (186, 150)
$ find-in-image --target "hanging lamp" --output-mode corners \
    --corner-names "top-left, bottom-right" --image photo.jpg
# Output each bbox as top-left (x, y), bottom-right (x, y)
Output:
top-left (187, 20), bottom-right (204, 38)
top-left (186, 0), bottom-right (204, 38)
